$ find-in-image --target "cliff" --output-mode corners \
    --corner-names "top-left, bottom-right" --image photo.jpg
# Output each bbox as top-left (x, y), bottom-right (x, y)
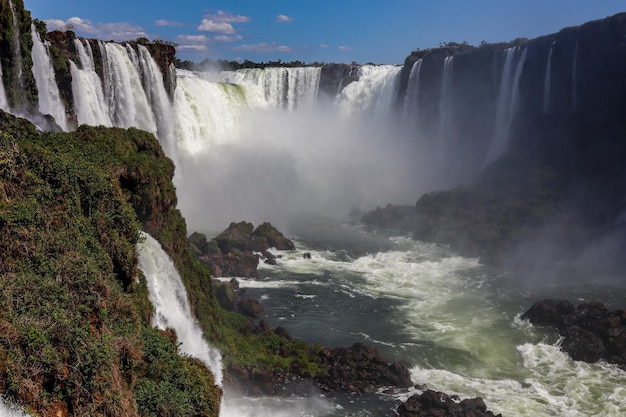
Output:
top-left (0, 112), bottom-right (221, 416)
top-left (364, 13), bottom-right (626, 278)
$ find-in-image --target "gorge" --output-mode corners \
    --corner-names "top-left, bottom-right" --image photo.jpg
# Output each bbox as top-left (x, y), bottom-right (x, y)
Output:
top-left (1, 0), bottom-right (626, 415)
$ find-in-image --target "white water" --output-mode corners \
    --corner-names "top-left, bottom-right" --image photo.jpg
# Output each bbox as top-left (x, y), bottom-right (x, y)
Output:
top-left (135, 45), bottom-right (178, 162)
top-left (0, 61), bottom-right (9, 111)
top-left (484, 46), bottom-right (527, 166)
top-left (136, 231), bottom-right (223, 385)
top-left (403, 59), bottom-right (422, 122)
top-left (174, 70), bottom-right (254, 154)
top-left (221, 67), bottom-right (321, 110)
top-left (543, 42), bottom-right (555, 114)
top-left (71, 39), bottom-right (113, 127)
top-left (243, 225), bottom-right (626, 417)
top-left (99, 42), bottom-right (157, 133)
top-left (0, 397), bottom-right (29, 417)
top-left (437, 56), bottom-right (454, 160)
top-left (30, 24), bottom-right (69, 130)
top-left (335, 64), bottom-right (402, 119)
top-left (7, 0), bottom-right (25, 111)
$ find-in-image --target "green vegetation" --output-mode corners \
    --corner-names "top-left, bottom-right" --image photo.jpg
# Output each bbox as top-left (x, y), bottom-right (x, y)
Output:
top-left (0, 114), bottom-right (221, 416)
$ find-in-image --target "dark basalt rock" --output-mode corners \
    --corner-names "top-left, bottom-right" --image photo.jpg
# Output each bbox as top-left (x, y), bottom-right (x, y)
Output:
top-left (315, 343), bottom-right (413, 393)
top-left (522, 299), bottom-right (626, 367)
top-left (397, 390), bottom-right (502, 417)
top-left (191, 221), bottom-right (295, 278)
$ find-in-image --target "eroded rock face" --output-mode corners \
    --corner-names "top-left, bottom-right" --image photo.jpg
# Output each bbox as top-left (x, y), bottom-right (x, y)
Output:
top-left (522, 299), bottom-right (626, 366)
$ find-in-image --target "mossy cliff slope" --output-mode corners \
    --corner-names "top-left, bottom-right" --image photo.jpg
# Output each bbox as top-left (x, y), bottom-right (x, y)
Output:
top-left (0, 112), bottom-right (221, 416)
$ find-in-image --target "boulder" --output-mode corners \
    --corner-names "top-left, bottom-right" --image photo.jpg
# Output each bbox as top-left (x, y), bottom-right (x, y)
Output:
top-left (397, 390), bottom-right (502, 417)
top-left (315, 343), bottom-right (413, 393)
top-left (522, 299), bottom-right (626, 368)
top-left (191, 221), bottom-right (295, 277)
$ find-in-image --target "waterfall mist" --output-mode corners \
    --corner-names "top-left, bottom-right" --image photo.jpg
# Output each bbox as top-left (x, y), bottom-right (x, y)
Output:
top-left (175, 103), bottom-right (427, 234)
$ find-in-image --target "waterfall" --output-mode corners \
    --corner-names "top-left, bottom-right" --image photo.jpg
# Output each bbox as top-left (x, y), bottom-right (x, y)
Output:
top-left (404, 59), bottom-right (422, 122)
top-left (174, 70), bottom-right (253, 154)
top-left (99, 41), bottom-right (157, 133)
top-left (30, 24), bottom-right (69, 131)
top-left (7, 0), bottom-right (26, 111)
top-left (137, 231), bottom-right (223, 385)
top-left (484, 46), bottom-right (527, 165)
top-left (437, 56), bottom-right (454, 143)
top-left (136, 45), bottom-right (178, 163)
top-left (222, 67), bottom-right (321, 110)
top-left (572, 40), bottom-right (579, 111)
top-left (0, 61), bottom-right (9, 111)
top-left (334, 64), bottom-right (402, 118)
top-left (543, 42), bottom-right (555, 114)
top-left (71, 39), bottom-right (112, 127)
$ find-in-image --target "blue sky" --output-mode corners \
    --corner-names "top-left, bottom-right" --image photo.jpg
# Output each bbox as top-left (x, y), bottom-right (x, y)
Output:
top-left (24, 0), bottom-right (626, 64)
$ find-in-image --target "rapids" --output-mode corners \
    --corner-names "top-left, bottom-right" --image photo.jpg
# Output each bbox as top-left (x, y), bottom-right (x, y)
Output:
top-left (230, 217), bottom-right (626, 416)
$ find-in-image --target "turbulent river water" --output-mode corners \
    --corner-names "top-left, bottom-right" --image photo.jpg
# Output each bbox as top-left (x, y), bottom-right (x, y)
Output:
top-left (215, 215), bottom-right (626, 417)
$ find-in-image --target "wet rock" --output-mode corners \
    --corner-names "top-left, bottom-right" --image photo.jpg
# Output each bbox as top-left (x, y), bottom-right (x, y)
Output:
top-left (522, 299), bottom-right (626, 367)
top-left (190, 221), bottom-right (295, 278)
top-left (397, 389), bottom-right (501, 417)
top-left (315, 342), bottom-right (413, 393)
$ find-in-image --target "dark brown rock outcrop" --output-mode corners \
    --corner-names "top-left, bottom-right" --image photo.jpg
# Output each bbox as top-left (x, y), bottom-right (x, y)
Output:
top-left (397, 389), bottom-right (502, 417)
top-left (191, 221), bottom-right (295, 278)
top-left (522, 299), bottom-right (626, 367)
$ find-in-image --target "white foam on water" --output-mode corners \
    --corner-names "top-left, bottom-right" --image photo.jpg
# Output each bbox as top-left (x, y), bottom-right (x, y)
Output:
top-left (0, 397), bottom-right (30, 417)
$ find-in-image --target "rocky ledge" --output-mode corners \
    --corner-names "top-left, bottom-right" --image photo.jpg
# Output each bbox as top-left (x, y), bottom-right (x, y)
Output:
top-left (522, 299), bottom-right (626, 367)
top-left (190, 221), bottom-right (295, 278)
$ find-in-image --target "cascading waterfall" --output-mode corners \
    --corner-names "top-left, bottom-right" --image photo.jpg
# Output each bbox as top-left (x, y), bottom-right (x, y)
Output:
top-left (334, 64), bottom-right (402, 118)
top-left (136, 231), bottom-right (223, 385)
top-left (484, 46), bottom-right (527, 166)
top-left (135, 45), bottom-right (178, 162)
top-left (174, 70), bottom-right (254, 154)
top-left (30, 24), bottom-right (69, 131)
top-left (403, 59), bottom-right (422, 122)
top-left (543, 41), bottom-right (555, 114)
top-left (572, 40), bottom-right (578, 111)
top-left (221, 66), bottom-right (321, 110)
top-left (71, 39), bottom-right (113, 127)
top-left (99, 41), bottom-right (157, 133)
top-left (7, 0), bottom-right (26, 111)
top-left (0, 61), bottom-right (9, 110)
top-left (437, 56), bottom-right (454, 153)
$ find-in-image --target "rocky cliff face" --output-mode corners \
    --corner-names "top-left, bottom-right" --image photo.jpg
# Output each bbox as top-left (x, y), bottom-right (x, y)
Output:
top-left (365, 13), bottom-right (626, 277)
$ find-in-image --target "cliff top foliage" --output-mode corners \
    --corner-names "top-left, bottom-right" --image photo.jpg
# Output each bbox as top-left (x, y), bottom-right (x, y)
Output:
top-left (0, 112), bottom-right (221, 416)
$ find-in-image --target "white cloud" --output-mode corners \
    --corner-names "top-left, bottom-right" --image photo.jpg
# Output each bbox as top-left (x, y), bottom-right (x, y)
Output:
top-left (213, 34), bottom-right (243, 43)
top-left (208, 10), bottom-right (250, 23)
top-left (232, 42), bottom-right (291, 53)
top-left (177, 35), bottom-right (209, 43)
top-left (177, 45), bottom-right (209, 52)
top-left (198, 19), bottom-right (235, 34)
top-left (155, 19), bottom-right (184, 27)
top-left (44, 17), bottom-right (147, 40)
top-left (320, 44), bottom-right (330, 49)
top-left (339, 45), bottom-right (352, 51)
top-left (276, 14), bottom-right (293, 23)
